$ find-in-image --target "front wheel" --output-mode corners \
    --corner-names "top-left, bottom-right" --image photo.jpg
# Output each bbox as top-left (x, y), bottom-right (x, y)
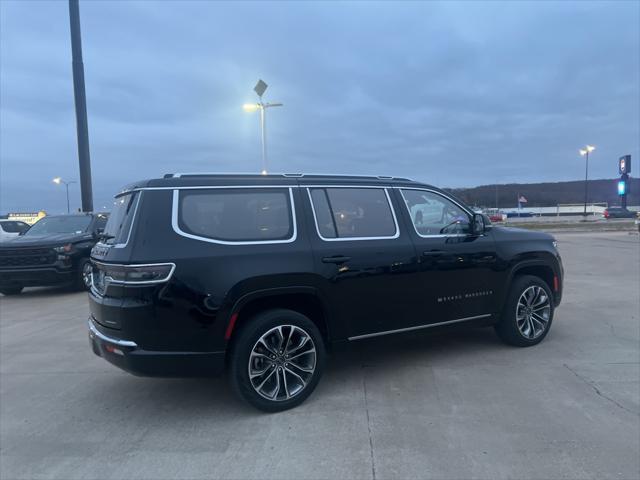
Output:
top-left (228, 309), bottom-right (326, 412)
top-left (495, 275), bottom-right (554, 347)
top-left (75, 259), bottom-right (93, 291)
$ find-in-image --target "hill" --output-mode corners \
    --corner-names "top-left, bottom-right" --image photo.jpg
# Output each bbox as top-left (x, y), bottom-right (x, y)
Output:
top-left (447, 178), bottom-right (639, 209)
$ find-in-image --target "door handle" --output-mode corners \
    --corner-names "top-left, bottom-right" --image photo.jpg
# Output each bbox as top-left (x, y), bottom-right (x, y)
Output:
top-left (422, 250), bottom-right (445, 257)
top-left (322, 255), bottom-right (351, 264)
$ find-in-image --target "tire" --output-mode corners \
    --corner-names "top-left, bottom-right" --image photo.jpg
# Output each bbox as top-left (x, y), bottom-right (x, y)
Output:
top-left (0, 286), bottom-right (23, 296)
top-left (228, 309), bottom-right (326, 412)
top-left (75, 258), bottom-right (93, 291)
top-left (495, 275), bottom-right (554, 347)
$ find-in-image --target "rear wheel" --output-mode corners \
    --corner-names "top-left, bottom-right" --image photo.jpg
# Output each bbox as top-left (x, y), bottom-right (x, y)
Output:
top-left (0, 286), bottom-right (23, 296)
top-left (495, 275), bottom-right (554, 347)
top-left (228, 309), bottom-right (325, 412)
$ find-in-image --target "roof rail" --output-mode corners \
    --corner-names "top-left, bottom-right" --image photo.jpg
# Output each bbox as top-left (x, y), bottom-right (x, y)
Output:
top-left (162, 172), bottom-right (413, 181)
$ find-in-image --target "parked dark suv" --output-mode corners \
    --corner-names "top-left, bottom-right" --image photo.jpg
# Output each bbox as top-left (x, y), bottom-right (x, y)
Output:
top-left (0, 213), bottom-right (108, 295)
top-left (88, 174), bottom-right (563, 411)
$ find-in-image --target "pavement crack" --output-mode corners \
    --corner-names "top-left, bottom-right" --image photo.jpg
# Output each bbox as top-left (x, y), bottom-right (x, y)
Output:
top-left (563, 363), bottom-right (639, 417)
top-left (361, 365), bottom-right (377, 480)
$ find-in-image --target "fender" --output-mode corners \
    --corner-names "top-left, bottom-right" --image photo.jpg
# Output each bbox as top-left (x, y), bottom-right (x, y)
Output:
top-left (223, 285), bottom-right (335, 343)
top-left (504, 257), bottom-right (562, 305)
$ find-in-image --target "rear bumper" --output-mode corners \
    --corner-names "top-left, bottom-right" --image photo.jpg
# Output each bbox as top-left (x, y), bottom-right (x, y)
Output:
top-left (88, 318), bottom-right (225, 377)
top-left (0, 267), bottom-right (74, 287)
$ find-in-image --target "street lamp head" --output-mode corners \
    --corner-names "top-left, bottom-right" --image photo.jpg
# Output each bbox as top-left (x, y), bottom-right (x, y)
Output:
top-left (580, 145), bottom-right (595, 156)
top-left (261, 169), bottom-right (268, 175)
top-left (53, 177), bottom-right (62, 184)
top-left (243, 103), bottom-right (260, 112)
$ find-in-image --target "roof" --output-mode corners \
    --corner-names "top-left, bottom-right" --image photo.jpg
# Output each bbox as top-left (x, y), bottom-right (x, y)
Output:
top-left (119, 173), bottom-right (435, 193)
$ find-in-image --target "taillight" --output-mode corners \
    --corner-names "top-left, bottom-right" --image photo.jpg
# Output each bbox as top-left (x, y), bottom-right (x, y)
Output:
top-left (91, 262), bottom-right (175, 294)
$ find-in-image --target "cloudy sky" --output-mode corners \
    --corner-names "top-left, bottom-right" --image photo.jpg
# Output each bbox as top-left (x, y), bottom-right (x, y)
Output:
top-left (1, 1), bottom-right (638, 214)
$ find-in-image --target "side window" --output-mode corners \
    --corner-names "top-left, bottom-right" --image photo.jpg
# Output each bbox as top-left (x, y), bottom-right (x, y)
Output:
top-left (401, 189), bottom-right (470, 236)
top-left (309, 187), bottom-right (397, 239)
top-left (178, 188), bottom-right (294, 243)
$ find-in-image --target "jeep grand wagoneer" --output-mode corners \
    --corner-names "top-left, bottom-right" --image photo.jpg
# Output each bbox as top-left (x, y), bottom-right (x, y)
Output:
top-left (88, 174), bottom-right (563, 411)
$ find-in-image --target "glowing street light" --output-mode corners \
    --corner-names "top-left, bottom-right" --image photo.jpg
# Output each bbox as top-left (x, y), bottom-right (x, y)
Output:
top-left (53, 177), bottom-right (77, 213)
top-left (579, 145), bottom-right (596, 217)
top-left (243, 80), bottom-right (283, 175)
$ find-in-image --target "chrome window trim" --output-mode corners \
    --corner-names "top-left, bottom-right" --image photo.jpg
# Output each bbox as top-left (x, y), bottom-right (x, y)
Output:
top-left (88, 318), bottom-right (138, 348)
top-left (348, 314), bottom-right (492, 341)
top-left (95, 190), bottom-right (142, 249)
top-left (171, 187), bottom-right (298, 246)
top-left (397, 187), bottom-right (473, 239)
top-left (306, 186), bottom-right (400, 242)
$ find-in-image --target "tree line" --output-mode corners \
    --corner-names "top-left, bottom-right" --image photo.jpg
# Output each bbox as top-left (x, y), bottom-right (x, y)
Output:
top-left (446, 177), bottom-right (639, 209)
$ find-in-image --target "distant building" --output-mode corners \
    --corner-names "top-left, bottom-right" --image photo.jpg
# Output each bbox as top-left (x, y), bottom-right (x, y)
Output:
top-left (7, 211), bottom-right (47, 225)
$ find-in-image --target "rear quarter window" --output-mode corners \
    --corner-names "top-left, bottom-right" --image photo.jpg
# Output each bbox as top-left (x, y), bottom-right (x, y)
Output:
top-left (176, 188), bottom-right (295, 243)
top-left (103, 192), bottom-right (139, 245)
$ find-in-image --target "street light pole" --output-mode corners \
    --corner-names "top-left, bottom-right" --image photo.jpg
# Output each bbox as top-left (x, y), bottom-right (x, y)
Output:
top-left (579, 145), bottom-right (595, 217)
top-left (260, 104), bottom-right (267, 174)
top-left (243, 80), bottom-right (282, 175)
top-left (53, 177), bottom-right (77, 214)
top-left (69, 0), bottom-right (93, 212)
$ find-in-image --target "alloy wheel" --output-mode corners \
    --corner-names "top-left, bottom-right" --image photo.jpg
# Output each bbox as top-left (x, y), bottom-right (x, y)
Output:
top-left (82, 262), bottom-right (93, 288)
top-left (248, 325), bottom-right (317, 402)
top-left (516, 285), bottom-right (551, 340)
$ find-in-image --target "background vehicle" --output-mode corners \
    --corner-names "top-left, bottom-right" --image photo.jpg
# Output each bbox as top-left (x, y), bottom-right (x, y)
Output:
top-left (484, 209), bottom-right (507, 223)
top-left (0, 213), bottom-right (108, 295)
top-left (88, 174), bottom-right (563, 411)
top-left (603, 207), bottom-right (637, 219)
top-left (0, 220), bottom-right (30, 242)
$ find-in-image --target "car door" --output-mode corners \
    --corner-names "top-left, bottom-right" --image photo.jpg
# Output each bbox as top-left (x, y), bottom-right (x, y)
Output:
top-left (396, 187), bottom-right (501, 324)
top-left (302, 184), bottom-right (420, 339)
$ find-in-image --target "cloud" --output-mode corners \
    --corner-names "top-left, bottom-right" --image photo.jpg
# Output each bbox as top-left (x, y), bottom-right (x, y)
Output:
top-left (1, 0), bottom-right (638, 213)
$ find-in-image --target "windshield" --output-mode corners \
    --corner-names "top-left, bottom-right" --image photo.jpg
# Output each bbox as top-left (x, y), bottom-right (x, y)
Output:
top-left (25, 216), bottom-right (92, 236)
top-left (102, 192), bottom-right (139, 244)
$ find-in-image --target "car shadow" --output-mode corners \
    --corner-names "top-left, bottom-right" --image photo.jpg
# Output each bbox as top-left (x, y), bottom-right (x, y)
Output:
top-left (2, 286), bottom-right (82, 298)
top-left (91, 325), bottom-right (503, 418)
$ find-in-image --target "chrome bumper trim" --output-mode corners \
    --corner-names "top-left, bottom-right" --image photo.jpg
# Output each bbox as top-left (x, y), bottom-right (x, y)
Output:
top-left (88, 318), bottom-right (137, 348)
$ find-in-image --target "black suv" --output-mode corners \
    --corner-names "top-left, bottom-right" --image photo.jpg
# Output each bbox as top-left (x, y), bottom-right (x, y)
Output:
top-left (88, 174), bottom-right (563, 411)
top-left (0, 213), bottom-right (108, 295)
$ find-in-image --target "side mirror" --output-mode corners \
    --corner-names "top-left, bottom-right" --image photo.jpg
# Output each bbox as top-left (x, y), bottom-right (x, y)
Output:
top-left (471, 213), bottom-right (486, 235)
top-left (93, 228), bottom-right (104, 239)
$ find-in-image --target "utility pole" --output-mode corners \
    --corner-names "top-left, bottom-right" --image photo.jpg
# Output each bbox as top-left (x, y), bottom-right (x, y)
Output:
top-left (69, 0), bottom-right (93, 212)
top-left (579, 145), bottom-right (595, 217)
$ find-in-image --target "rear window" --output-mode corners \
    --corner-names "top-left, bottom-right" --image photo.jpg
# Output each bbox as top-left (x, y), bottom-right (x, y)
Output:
top-left (308, 187), bottom-right (397, 239)
top-left (177, 188), bottom-right (294, 243)
top-left (103, 192), bottom-right (139, 245)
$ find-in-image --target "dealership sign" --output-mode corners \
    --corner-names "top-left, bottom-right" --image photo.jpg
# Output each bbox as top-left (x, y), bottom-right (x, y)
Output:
top-left (7, 211), bottom-right (46, 225)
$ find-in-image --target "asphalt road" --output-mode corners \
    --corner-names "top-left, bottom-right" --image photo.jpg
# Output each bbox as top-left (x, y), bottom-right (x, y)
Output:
top-left (1, 231), bottom-right (639, 480)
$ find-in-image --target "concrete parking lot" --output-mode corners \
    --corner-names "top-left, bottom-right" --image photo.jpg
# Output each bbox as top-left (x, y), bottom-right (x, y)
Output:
top-left (1, 231), bottom-right (638, 480)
